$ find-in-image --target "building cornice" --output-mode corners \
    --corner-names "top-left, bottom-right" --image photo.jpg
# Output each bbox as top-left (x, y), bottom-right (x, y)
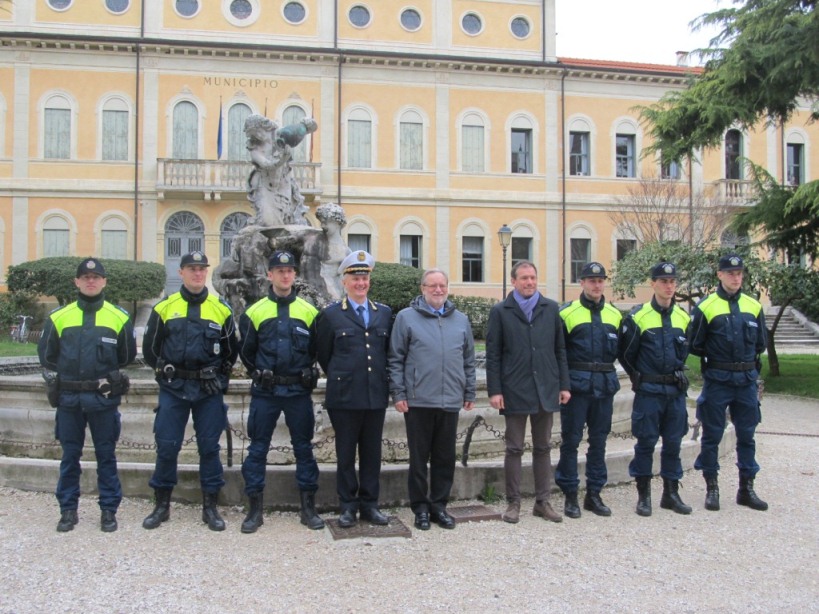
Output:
top-left (0, 31), bottom-right (697, 85)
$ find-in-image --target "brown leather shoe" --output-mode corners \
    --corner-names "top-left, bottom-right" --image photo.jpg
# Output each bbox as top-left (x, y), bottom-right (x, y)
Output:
top-left (502, 501), bottom-right (520, 524)
top-left (533, 500), bottom-right (563, 523)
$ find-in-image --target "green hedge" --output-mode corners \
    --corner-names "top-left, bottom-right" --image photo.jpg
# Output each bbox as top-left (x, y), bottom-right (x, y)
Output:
top-left (369, 262), bottom-right (424, 314)
top-left (7, 257), bottom-right (166, 307)
top-left (449, 294), bottom-right (497, 340)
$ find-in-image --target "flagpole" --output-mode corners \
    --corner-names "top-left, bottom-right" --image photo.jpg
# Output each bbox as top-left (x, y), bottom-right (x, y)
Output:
top-left (216, 96), bottom-right (223, 160)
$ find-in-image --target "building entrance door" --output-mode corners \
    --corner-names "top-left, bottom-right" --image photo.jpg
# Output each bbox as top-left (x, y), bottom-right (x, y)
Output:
top-left (164, 211), bottom-right (205, 296)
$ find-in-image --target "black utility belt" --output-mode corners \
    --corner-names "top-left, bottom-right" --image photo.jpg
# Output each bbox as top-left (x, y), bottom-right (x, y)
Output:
top-left (640, 373), bottom-right (679, 384)
top-left (252, 369), bottom-right (302, 387)
top-left (60, 379), bottom-right (106, 391)
top-left (569, 362), bottom-right (616, 373)
top-left (706, 361), bottom-right (756, 372)
top-left (160, 364), bottom-right (218, 380)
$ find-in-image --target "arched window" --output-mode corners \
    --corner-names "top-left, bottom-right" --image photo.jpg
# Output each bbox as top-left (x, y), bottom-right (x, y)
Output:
top-left (346, 220), bottom-right (372, 252)
top-left (101, 97), bottom-right (129, 161)
top-left (347, 107), bottom-right (373, 168)
top-left (462, 224), bottom-right (485, 282)
top-left (227, 103), bottom-right (251, 161)
top-left (725, 129), bottom-right (743, 180)
top-left (44, 95), bottom-right (72, 159)
top-left (510, 226), bottom-right (533, 267)
top-left (101, 217), bottom-right (128, 259)
top-left (43, 216), bottom-right (70, 257)
top-left (510, 115), bottom-right (533, 174)
top-left (461, 112), bottom-right (485, 173)
top-left (615, 121), bottom-right (638, 178)
top-left (569, 118), bottom-right (592, 177)
top-left (399, 109), bottom-right (423, 170)
top-left (282, 105), bottom-right (308, 162)
top-left (399, 221), bottom-right (424, 268)
top-left (220, 212), bottom-right (250, 258)
top-left (172, 101), bottom-right (198, 159)
top-left (569, 227), bottom-right (592, 283)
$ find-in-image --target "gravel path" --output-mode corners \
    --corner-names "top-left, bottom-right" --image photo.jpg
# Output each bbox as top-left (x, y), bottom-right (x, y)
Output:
top-left (1, 396), bottom-right (817, 614)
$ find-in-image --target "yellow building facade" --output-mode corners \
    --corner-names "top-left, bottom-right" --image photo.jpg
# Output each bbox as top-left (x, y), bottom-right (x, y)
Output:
top-left (0, 0), bottom-right (815, 301)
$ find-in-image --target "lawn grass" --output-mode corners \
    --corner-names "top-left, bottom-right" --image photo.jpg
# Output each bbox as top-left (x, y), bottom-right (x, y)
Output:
top-left (0, 340), bottom-right (39, 358)
top-left (687, 353), bottom-right (819, 399)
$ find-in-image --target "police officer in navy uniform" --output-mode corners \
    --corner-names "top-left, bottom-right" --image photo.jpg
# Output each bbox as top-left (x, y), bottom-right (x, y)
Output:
top-left (238, 250), bottom-right (324, 533)
top-left (141, 251), bottom-right (239, 531)
top-left (556, 262), bottom-right (622, 519)
top-left (690, 254), bottom-right (768, 512)
top-left (619, 262), bottom-right (692, 517)
top-left (38, 258), bottom-right (136, 532)
top-left (315, 250), bottom-right (393, 528)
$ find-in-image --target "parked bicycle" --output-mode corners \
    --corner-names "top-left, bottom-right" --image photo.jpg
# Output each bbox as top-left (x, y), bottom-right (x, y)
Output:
top-left (9, 314), bottom-right (33, 343)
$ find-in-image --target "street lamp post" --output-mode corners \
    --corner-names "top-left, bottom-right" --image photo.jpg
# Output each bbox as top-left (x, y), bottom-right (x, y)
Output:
top-left (497, 223), bottom-right (512, 299)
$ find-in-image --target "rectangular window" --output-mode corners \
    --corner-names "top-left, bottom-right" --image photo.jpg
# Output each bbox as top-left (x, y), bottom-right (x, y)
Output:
top-left (347, 233), bottom-right (371, 253)
top-left (102, 110), bottom-right (129, 161)
top-left (347, 119), bottom-right (372, 168)
top-left (511, 128), bottom-right (532, 174)
top-left (570, 238), bottom-right (591, 283)
top-left (616, 239), bottom-right (637, 261)
top-left (615, 134), bottom-right (635, 178)
top-left (462, 125), bottom-right (484, 173)
top-left (569, 131), bottom-right (590, 176)
top-left (43, 229), bottom-right (70, 257)
top-left (787, 143), bottom-right (803, 186)
top-left (511, 237), bottom-right (532, 267)
top-left (399, 235), bottom-right (422, 268)
top-left (44, 108), bottom-right (70, 159)
top-left (661, 159), bottom-right (681, 180)
top-left (462, 236), bottom-right (484, 282)
top-left (101, 230), bottom-right (128, 259)
top-left (399, 122), bottom-right (423, 170)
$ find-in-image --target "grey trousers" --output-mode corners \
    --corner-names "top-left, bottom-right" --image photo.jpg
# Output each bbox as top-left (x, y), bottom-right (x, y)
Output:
top-left (504, 410), bottom-right (554, 503)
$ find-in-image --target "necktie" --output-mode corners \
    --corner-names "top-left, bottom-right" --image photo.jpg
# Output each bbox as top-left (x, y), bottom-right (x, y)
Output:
top-left (356, 305), bottom-right (367, 327)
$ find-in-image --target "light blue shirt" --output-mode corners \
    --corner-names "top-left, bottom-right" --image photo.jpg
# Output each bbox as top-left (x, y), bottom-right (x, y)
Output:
top-left (348, 298), bottom-right (369, 327)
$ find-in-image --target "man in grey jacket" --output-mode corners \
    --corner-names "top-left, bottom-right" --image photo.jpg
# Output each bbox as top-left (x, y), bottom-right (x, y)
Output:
top-left (388, 268), bottom-right (476, 531)
top-left (486, 260), bottom-right (570, 524)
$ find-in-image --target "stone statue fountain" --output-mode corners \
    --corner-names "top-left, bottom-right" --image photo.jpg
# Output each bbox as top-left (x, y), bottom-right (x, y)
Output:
top-left (212, 114), bottom-right (350, 316)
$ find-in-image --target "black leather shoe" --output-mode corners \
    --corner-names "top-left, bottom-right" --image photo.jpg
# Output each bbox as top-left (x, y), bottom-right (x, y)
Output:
top-left (360, 507), bottom-right (389, 526)
top-left (584, 491), bottom-right (612, 517)
top-left (414, 512), bottom-right (430, 531)
top-left (431, 510), bottom-right (456, 529)
top-left (56, 509), bottom-right (78, 533)
top-left (100, 509), bottom-right (118, 533)
top-left (337, 509), bottom-right (357, 528)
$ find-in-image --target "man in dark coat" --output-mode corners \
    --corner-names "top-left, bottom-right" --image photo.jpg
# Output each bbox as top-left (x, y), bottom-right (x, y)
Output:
top-left (486, 260), bottom-right (570, 524)
top-left (315, 250), bottom-right (393, 528)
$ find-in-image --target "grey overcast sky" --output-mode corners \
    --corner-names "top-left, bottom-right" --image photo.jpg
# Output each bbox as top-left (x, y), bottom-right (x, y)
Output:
top-left (554, 0), bottom-right (725, 65)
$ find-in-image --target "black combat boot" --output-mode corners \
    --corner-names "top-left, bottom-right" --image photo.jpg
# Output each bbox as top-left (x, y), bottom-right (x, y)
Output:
top-left (737, 476), bottom-right (768, 511)
top-left (299, 490), bottom-right (325, 530)
top-left (563, 492), bottom-right (581, 519)
top-left (202, 490), bottom-right (226, 531)
top-left (660, 478), bottom-right (692, 515)
top-left (100, 509), bottom-right (118, 532)
top-left (635, 476), bottom-right (652, 517)
top-left (241, 492), bottom-right (264, 534)
top-left (704, 475), bottom-right (720, 511)
top-left (584, 490), bottom-right (612, 517)
top-left (56, 509), bottom-right (78, 533)
top-left (142, 488), bottom-right (172, 530)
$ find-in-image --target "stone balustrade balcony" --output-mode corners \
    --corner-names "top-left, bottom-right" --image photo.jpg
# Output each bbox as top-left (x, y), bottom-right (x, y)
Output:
top-left (156, 159), bottom-right (322, 201)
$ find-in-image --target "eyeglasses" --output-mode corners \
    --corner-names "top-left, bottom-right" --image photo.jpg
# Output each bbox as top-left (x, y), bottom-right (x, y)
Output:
top-left (422, 284), bottom-right (448, 290)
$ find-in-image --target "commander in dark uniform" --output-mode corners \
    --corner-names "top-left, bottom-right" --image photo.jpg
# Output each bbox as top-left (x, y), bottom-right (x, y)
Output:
top-left (38, 258), bottom-right (136, 533)
top-left (315, 250), bottom-right (393, 528)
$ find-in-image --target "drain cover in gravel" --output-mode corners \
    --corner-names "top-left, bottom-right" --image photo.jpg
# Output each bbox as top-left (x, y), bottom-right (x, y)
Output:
top-left (326, 516), bottom-right (411, 540)
top-left (446, 505), bottom-right (503, 523)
